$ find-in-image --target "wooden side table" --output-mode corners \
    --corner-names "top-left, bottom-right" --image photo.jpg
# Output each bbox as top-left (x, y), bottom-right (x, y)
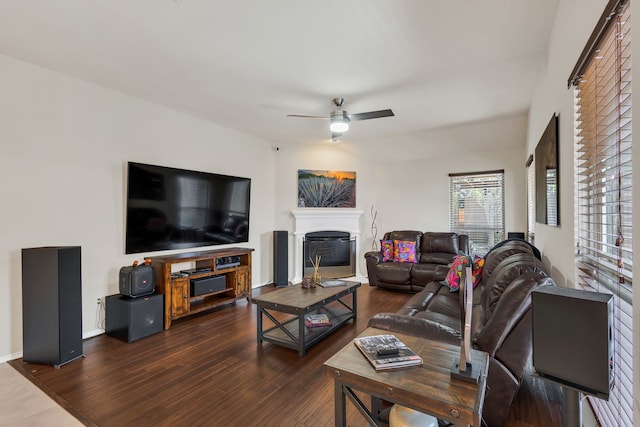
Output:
top-left (324, 327), bottom-right (489, 426)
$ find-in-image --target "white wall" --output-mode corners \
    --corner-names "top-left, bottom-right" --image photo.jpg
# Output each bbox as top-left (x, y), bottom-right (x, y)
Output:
top-left (273, 113), bottom-right (528, 280)
top-left (0, 46), bottom-right (529, 365)
top-left (527, 0), bottom-right (639, 424)
top-left (273, 142), bottom-right (380, 278)
top-left (0, 54), bottom-right (276, 360)
top-left (371, 114), bottom-right (528, 238)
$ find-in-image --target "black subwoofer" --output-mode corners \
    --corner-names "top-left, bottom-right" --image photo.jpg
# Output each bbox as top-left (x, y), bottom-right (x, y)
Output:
top-left (106, 293), bottom-right (163, 342)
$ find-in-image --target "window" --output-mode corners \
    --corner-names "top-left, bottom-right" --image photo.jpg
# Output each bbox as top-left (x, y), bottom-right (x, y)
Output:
top-left (526, 155), bottom-right (535, 242)
top-left (545, 168), bottom-right (558, 227)
top-left (570, 1), bottom-right (632, 425)
top-left (448, 170), bottom-right (505, 256)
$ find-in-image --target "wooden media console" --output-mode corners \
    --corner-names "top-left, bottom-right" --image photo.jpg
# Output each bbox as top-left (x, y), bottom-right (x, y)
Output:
top-left (147, 247), bottom-right (253, 329)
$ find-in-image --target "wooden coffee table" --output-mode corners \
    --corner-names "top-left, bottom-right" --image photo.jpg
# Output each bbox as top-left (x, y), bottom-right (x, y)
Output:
top-left (252, 281), bottom-right (360, 356)
top-left (324, 327), bottom-right (489, 426)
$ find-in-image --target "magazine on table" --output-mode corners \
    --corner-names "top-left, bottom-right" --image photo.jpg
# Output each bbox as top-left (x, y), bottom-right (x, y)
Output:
top-left (319, 279), bottom-right (346, 287)
top-left (354, 334), bottom-right (423, 370)
top-left (305, 313), bottom-right (332, 327)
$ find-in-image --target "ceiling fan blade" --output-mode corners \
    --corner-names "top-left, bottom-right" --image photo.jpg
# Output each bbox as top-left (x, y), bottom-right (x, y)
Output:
top-left (348, 109), bottom-right (394, 121)
top-left (286, 114), bottom-right (329, 119)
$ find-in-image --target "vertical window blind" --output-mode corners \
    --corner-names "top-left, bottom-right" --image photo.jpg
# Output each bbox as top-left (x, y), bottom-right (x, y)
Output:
top-left (571, 1), bottom-right (632, 425)
top-left (526, 155), bottom-right (536, 242)
top-left (545, 168), bottom-right (559, 227)
top-left (448, 171), bottom-right (505, 256)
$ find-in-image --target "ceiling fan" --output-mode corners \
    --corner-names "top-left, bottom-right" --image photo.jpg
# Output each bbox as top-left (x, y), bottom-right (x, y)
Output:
top-left (287, 98), bottom-right (394, 140)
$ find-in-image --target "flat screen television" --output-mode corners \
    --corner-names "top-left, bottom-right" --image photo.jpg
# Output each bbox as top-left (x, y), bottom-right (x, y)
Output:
top-left (125, 162), bottom-right (251, 254)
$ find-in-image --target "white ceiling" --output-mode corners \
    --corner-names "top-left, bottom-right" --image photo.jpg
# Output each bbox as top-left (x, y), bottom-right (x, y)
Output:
top-left (0, 0), bottom-right (559, 145)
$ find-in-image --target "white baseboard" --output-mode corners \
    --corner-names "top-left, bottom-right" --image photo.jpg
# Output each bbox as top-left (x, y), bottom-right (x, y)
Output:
top-left (1, 329), bottom-right (104, 363)
top-left (83, 329), bottom-right (104, 339)
top-left (0, 351), bottom-right (23, 363)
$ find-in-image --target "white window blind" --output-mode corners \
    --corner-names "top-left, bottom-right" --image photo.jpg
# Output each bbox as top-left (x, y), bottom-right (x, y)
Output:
top-left (448, 171), bottom-right (505, 256)
top-left (545, 168), bottom-right (558, 227)
top-left (571, 1), bottom-right (632, 426)
top-left (526, 155), bottom-right (536, 242)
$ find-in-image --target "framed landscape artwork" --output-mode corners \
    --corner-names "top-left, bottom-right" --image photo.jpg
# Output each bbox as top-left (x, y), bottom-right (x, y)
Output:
top-left (297, 170), bottom-right (356, 208)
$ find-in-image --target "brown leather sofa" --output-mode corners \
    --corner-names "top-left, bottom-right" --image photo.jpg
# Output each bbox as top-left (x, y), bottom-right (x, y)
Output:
top-left (368, 239), bottom-right (555, 427)
top-left (365, 231), bottom-right (470, 293)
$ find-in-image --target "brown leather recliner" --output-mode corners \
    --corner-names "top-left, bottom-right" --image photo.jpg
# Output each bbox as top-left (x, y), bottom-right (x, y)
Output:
top-left (368, 240), bottom-right (555, 427)
top-left (365, 231), bottom-right (470, 293)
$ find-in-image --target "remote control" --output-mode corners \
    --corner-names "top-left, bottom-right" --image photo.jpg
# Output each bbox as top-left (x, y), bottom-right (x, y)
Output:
top-left (376, 346), bottom-right (399, 355)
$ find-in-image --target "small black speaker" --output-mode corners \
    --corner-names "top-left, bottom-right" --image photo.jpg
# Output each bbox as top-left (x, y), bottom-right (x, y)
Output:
top-left (532, 287), bottom-right (613, 399)
top-left (106, 293), bottom-right (163, 342)
top-left (273, 230), bottom-right (288, 287)
top-left (119, 264), bottom-right (154, 298)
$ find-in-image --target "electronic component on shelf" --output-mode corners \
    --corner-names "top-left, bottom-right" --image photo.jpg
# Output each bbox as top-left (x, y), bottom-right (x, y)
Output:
top-left (190, 275), bottom-right (226, 297)
top-left (216, 256), bottom-right (241, 270)
top-left (180, 267), bottom-right (213, 275)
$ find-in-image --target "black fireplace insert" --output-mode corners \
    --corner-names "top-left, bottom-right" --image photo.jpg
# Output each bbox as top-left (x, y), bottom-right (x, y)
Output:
top-left (303, 231), bottom-right (355, 279)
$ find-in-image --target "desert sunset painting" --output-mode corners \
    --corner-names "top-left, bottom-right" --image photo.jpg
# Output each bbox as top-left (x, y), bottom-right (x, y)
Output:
top-left (297, 170), bottom-right (356, 208)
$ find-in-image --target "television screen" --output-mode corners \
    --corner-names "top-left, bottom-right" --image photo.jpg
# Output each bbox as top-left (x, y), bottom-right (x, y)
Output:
top-left (125, 162), bottom-right (251, 254)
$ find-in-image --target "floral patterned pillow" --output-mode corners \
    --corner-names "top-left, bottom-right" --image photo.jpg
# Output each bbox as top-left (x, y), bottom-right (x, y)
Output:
top-left (471, 255), bottom-right (485, 286)
top-left (380, 240), bottom-right (394, 262)
top-left (442, 254), bottom-right (469, 291)
top-left (442, 254), bottom-right (484, 291)
top-left (393, 240), bottom-right (418, 263)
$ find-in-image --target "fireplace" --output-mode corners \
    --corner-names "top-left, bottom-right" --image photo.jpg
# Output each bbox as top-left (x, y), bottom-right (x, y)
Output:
top-left (291, 209), bottom-right (364, 283)
top-left (303, 231), bottom-right (356, 279)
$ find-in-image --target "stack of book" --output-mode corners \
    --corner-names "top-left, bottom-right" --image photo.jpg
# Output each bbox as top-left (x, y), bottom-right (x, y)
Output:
top-left (353, 334), bottom-right (423, 370)
top-left (305, 313), bottom-right (332, 328)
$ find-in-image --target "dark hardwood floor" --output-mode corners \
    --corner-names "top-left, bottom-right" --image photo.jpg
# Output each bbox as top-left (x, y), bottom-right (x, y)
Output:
top-left (9, 284), bottom-right (563, 427)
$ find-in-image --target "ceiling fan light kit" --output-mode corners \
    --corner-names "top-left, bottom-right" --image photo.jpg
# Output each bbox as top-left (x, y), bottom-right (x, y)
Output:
top-left (329, 111), bottom-right (350, 133)
top-left (288, 97), bottom-right (394, 138)
top-left (329, 121), bottom-right (349, 133)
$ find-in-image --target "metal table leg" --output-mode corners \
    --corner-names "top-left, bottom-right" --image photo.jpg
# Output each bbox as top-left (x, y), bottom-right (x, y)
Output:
top-left (298, 313), bottom-right (306, 357)
top-left (256, 305), bottom-right (263, 344)
top-left (335, 381), bottom-right (346, 427)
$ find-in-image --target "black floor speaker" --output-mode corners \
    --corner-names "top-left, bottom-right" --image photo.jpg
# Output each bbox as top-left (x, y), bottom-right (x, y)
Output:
top-left (273, 230), bottom-right (288, 287)
top-left (106, 293), bottom-right (163, 343)
top-left (532, 287), bottom-right (614, 399)
top-left (22, 246), bottom-right (84, 368)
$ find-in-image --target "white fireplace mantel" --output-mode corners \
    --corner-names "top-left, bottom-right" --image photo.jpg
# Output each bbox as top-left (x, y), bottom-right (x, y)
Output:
top-left (291, 209), bottom-right (364, 283)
